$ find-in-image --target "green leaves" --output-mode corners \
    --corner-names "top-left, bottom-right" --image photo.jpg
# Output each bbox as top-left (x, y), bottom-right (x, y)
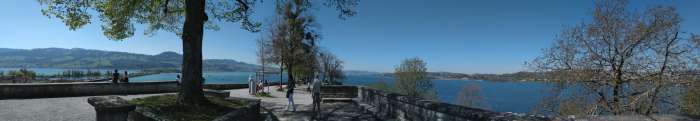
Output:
top-left (394, 58), bottom-right (435, 99)
top-left (38, 0), bottom-right (93, 30)
top-left (37, 0), bottom-right (261, 40)
top-left (38, 0), bottom-right (359, 41)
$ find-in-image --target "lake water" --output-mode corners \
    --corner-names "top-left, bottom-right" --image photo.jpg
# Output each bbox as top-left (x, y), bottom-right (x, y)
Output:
top-left (131, 72), bottom-right (553, 113)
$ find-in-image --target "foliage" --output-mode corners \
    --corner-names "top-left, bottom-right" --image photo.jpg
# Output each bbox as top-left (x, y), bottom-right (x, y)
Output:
top-left (394, 58), bottom-right (436, 99)
top-left (129, 94), bottom-right (246, 121)
top-left (683, 82), bottom-right (700, 118)
top-left (38, 0), bottom-right (357, 105)
top-left (8, 68), bottom-right (37, 82)
top-left (529, 0), bottom-right (700, 115)
top-left (37, 0), bottom-right (264, 40)
top-left (264, 0), bottom-right (322, 84)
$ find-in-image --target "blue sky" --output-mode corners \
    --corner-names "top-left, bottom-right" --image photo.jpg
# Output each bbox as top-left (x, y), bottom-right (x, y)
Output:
top-left (0, 0), bottom-right (698, 74)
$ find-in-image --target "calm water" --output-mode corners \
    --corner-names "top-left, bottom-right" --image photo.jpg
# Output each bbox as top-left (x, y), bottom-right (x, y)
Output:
top-left (131, 72), bottom-right (553, 113)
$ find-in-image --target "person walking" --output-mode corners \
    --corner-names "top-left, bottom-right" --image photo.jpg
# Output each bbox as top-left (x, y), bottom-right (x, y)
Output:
top-left (312, 78), bottom-right (322, 118)
top-left (286, 80), bottom-right (296, 111)
top-left (111, 69), bottom-right (119, 84)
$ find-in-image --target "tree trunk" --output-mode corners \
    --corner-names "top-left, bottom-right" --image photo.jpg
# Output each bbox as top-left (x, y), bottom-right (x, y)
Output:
top-left (287, 64), bottom-right (295, 87)
top-left (279, 63), bottom-right (284, 89)
top-left (178, 0), bottom-right (207, 106)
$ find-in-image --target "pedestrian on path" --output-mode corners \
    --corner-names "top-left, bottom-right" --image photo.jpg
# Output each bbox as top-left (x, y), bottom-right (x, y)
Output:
top-left (312, 78), bottom-right (322, 118)
top-left (286, 80), bottom-right (296, 111)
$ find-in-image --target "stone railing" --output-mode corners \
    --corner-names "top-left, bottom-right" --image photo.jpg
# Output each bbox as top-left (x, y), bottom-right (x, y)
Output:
top-left (320, 85), bottom-right (551, 121)
top-left (320, 85), bottom-right (358, 98)
top-left (203, 84), bottom-right (248, 90)
top-left (0, 81), bottom-right (178, 99)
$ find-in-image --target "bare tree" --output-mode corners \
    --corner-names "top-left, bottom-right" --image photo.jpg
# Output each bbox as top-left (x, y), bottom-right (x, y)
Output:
top-left (256, 36), bottom-right (274, 82)
top-left (317, 50), bottom-right (345, 85)
top-left (456, 83), bottom-right (489, 109)
top-left (530, 0), bottom-right (699, 116)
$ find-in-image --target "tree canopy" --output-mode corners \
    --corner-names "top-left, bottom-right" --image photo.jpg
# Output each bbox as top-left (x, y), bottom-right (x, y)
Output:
top-left (394, 57), bottom-right (436, 99)
top-left (530, 0), bottom-right (700, 116)
top-left (38, 0), bottom-right (357, 40)
top-left (38, 0), bottom-right (358, 105)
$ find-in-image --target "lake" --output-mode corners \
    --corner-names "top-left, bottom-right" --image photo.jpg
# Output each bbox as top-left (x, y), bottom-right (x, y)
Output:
top-left (131, 72), bottom-right (553, 113)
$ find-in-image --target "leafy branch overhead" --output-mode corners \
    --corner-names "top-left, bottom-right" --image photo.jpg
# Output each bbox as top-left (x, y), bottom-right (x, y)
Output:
top-left (37, 0), bottom-right (358, 41)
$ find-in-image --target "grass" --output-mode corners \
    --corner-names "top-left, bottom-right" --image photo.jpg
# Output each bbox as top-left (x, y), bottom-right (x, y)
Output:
top-left (128, 94), bottom-right (247, 121)
top-left (255, 92), bottom-right (274, 98)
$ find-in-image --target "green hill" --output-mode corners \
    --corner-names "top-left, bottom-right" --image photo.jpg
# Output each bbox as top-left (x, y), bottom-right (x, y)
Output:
top-left (0, 48), bottom-right (266, 72)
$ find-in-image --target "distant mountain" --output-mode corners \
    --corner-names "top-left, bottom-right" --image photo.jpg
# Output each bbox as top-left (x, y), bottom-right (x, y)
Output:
top-left (427, 71), bottom-right (545, 81)
top-left (359, 71), bottom-right (543, 82)
top-left (0, 48), bottom-right (266, 72)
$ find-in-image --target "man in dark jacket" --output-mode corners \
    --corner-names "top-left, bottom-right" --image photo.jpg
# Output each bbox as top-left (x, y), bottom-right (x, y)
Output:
top-left (112, 69), bottom-right (119, 84)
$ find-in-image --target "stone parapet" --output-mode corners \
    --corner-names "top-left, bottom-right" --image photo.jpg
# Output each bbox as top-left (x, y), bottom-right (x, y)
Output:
top-left (87, 96), bottom-right (136, 121)
top-left (321, 85), bottom-right (552, 121)
top-left (0, 81), bottom-right (178, 99)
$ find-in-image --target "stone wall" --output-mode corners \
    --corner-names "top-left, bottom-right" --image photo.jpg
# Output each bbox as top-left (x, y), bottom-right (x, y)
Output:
top-left (0, 81), bottom-right (178, 99)
top-left (320, 85), bottom-right (358, 98)
top-left (319, 85), bottom-right (551, 121)
top-left (214, 97), bottom-right (262, 121)
top-left (203, 84), bottom-right (248, 90)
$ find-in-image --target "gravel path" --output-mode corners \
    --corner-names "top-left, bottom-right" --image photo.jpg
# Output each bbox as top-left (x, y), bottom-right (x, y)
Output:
top-left (228, 85), bottom-right (381, 121)
top-left (0, 93), bottom-right (171, 121)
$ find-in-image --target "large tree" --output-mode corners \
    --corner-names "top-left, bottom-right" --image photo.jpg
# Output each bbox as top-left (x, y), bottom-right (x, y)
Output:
top-left (37, 0), bottom-right (357, 105)
top-left (530, 0), bottom-right (699, 115)
top-left (265, 0), bottom-right (323, 86)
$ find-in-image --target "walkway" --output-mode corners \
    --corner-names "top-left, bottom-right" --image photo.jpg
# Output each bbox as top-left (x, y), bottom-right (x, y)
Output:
top-left (228, 85), bottom-right (382, 121)
top-left (0, 93), bottom-right (171, 121)
top-left (0, 85), bottom-right (381, 121)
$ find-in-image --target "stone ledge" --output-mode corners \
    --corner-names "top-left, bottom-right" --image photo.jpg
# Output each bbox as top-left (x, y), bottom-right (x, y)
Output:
top-left (0, 81), bottom-right (179, 99)
top-left (87, 96), bottom-right (136, 121)
top-left (355, 86), bottom-right (552, 121)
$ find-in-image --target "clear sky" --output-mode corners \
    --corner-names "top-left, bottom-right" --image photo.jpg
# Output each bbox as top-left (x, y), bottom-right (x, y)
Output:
top-left (0, 0), bottom-right (698, 74)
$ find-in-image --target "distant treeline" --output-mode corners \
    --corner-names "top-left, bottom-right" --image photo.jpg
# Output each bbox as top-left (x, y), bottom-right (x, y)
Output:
top-left (0, 68), bottom-right (181, 83)
top-left (426, 71), bottom-right (546, 82)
